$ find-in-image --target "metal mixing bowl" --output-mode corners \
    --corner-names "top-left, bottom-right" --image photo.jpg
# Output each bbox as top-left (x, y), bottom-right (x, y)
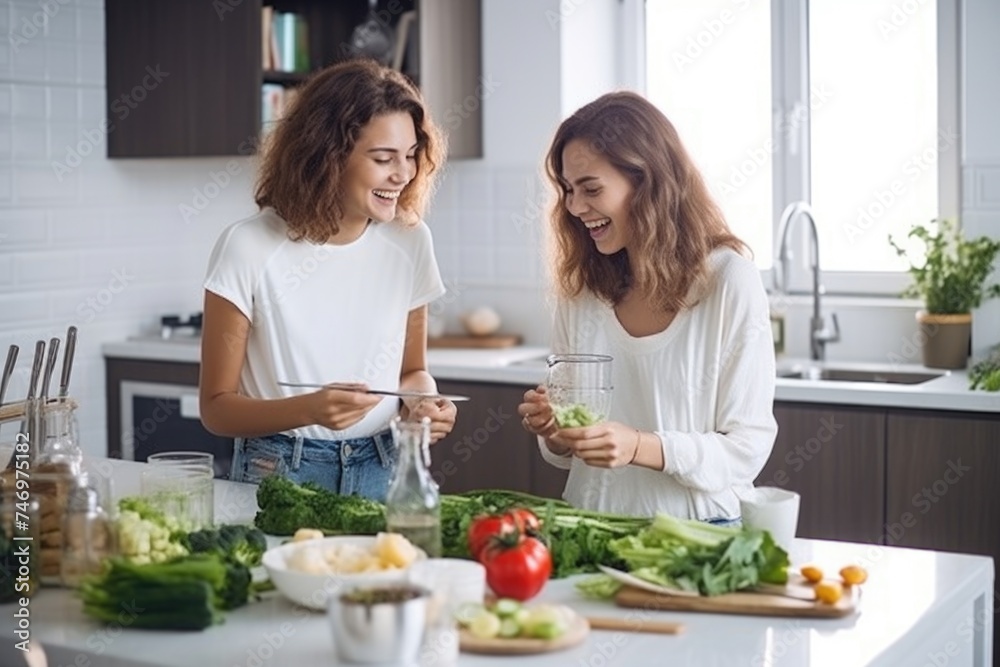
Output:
top-left (328, 585), bottom-right (430, 664)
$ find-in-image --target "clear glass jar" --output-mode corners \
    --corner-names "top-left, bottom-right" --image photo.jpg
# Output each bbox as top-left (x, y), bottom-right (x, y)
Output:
top-left (0, 478), bottom-right (41, 603)
top-left (385, 417), bottom-right (441, 558)
top-left (141, 451), bottom-right (214, 531)
top-left (61, 483), bottom-right (115, 588)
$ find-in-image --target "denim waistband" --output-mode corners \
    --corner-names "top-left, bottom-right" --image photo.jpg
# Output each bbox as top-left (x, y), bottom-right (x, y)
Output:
top-left (253, 430), bottom-right (394, 471)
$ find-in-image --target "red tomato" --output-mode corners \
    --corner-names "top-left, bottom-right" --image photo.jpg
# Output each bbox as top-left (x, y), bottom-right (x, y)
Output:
top-left (467, 514), bottom-right (515, 559)
top-left (508, 508), bottom-right (541, 535)
top-left (480, 535), bottom-right (552, 601)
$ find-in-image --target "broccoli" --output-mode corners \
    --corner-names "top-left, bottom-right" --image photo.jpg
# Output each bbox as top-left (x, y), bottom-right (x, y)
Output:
top-left (182, 524), bottom-right (267, 567)
top-left (254, 476), bottom-right (386, 536)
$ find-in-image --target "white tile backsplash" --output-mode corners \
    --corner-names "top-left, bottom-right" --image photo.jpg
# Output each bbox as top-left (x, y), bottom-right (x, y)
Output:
top-left (0, 209), bottom-right (46, 244)
top-left (12, 82), bottom-right (45, 116)
top-left (13, 120), bottom-right (46, 159)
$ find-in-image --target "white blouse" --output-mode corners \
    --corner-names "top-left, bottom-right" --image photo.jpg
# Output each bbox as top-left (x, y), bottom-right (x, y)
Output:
top-left (538, 248), bottom-right (778, 520)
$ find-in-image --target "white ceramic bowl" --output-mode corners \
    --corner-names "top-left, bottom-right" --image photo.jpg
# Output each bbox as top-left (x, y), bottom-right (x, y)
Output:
top-left (262, 535), bottom-right (425, 611)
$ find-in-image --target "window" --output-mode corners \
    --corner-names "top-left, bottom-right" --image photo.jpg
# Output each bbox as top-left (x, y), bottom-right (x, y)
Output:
top-left (643, 0), bottom-right (957, 295)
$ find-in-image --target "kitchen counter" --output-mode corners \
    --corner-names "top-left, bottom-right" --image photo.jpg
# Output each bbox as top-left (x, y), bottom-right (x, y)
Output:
top-left (101, 338), bottom-right (1000, 413)
top-left (4, 458), bottom-right (995, 667)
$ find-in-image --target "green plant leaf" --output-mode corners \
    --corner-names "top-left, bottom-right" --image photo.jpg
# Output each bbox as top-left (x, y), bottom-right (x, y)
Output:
top-left (888, 218), bottom-right (1000, 314)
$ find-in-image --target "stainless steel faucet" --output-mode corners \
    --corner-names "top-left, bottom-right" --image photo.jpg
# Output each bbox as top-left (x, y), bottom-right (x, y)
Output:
top-left (775, 202), bottom-right (841, 361)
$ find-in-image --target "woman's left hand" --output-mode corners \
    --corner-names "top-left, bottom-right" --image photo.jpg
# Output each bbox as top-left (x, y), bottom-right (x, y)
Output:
top-left (552, 421), bottom-right (639, 468)
top-left (404, 398), bottom-right (457, 444)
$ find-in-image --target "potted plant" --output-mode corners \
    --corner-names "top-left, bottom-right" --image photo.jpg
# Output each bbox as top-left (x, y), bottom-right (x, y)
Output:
top-left (889, 218), bottom-right (1000, 369)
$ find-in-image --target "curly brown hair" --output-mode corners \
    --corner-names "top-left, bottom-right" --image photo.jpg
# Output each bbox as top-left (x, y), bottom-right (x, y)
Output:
top-left (255, 59), bottom-right (445, 242)
top-left (545, 91), bottom-right (747, 312)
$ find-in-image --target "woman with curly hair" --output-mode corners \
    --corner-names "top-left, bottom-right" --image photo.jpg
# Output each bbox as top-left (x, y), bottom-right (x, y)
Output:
top-left (518, 91), bottom-right (777, 521)
top-left (200, 59), bottom-right (455, 500)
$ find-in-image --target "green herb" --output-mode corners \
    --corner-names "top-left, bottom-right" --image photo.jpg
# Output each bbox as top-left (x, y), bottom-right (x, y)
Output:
top-left (889, 218), bottom-right (1000, 314)
top-left (552, 403), bottom-right (603, 428)
top-left (969, 346), bottom-right (1000, 392)
top-left (576, 513), bottom-right (789, 598)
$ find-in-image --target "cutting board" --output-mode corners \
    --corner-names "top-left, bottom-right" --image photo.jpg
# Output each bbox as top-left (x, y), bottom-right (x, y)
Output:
top-left (459, 614), bottom-right (589, 655)
top-left (614, 581), bottom-right (860, 619)
top-left (428, 335), bottom-right (523, 349)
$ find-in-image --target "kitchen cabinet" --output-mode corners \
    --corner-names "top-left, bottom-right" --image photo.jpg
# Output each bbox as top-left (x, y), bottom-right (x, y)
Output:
top-left (885, 408), bottom-right (1000, 664)
top-left (104, 0), bottom-right (481, 158)
top-left (431, 381), bottom-right (569, 498)
top-left (756, 402), bottom-right (886, 544)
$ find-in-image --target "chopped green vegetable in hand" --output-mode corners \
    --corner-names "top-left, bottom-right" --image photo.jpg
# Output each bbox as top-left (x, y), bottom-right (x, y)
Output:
top-left (552, 403), bottom-right (602, 428)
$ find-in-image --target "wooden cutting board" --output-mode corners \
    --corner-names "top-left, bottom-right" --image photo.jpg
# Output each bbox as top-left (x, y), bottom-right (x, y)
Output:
top-left (428, 335), bottom-right (523, 349)
top-left (459, 614), bottom-right (589, 655)
top-left (615, 581), bottom-right (860, 619)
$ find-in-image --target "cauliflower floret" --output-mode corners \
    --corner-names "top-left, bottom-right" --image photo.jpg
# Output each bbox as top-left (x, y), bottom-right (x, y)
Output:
top-left (293, 528), bottom-right (325, 543)
top-left (286, 545), bottom-right (331, 575)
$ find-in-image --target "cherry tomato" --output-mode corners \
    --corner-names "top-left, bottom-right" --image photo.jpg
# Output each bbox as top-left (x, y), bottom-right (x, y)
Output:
top-left (467, 514), bottom-right (515, 559)
top-left (480, 535), bottom-right (552, 602)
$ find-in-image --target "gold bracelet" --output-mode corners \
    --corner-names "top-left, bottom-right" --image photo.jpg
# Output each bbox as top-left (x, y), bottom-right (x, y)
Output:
top-left (629, 429), bottom-right (641, 465)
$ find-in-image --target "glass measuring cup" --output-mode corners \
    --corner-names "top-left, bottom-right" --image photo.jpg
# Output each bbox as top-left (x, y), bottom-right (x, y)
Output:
top-left (545, 354), bottom-right (614, 428)
top-left (141, 452), bottom-right (214, 530)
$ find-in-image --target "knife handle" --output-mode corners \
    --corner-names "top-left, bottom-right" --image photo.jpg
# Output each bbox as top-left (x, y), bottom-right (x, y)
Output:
top-left (59, 325), bottom-right (77, 398)
top-left (0, 344), bottom-right (18, 405)
top-left (40, 337), bottom-right (60, 400)
top-left (585, 616), bottom-right (685, 635)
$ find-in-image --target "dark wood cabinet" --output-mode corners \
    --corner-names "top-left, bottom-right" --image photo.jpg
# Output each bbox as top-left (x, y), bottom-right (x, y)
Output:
top-left (885, 409), bottom-right (1000, 667)
top-left (431, 381), bottom-right (568, 498)
top-left (104, 0), bottom-right (482, 158)
top-left (105, 0), bottom-right (261, 157)
top-left (757, 403), bottom-right (886, 544)
top-left (885, 410), bottom-right (1000, 555)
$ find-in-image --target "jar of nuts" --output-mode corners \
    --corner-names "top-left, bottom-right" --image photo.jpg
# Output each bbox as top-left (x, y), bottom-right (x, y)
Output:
top-left (61, 483), bottom-right (114, 588)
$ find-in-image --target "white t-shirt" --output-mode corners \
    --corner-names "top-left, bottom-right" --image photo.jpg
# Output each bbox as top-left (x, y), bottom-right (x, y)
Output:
top-left (204, 208), bottom-right (446, 441)
top-left (538, 248), bottom-right (778, 520)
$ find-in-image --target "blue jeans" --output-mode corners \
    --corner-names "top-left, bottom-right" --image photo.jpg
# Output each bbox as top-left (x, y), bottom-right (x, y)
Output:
top-left (230, 430), bottom-right (397, 502)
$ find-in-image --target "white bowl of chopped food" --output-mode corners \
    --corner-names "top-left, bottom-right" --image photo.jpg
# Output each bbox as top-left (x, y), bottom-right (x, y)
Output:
top-left (262, 530), bottom-right (427, 610)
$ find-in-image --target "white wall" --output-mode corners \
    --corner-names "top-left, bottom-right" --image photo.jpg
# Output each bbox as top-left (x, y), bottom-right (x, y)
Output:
top-left (961, 0), bottom-right (1000, 359)
top-left (0, 0), bottom-right (257, 458)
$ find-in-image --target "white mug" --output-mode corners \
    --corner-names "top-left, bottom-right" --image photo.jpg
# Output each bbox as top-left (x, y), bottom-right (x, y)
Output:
top-left (739, 486), bottom-right (800, 553)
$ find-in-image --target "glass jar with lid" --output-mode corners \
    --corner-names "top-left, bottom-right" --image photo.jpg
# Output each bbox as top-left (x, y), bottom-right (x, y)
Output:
top-left (61, 482), bottom-right (115, 588)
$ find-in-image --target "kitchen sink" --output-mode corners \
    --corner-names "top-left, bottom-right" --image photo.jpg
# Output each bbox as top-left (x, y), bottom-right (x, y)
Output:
top-left (776, 366), bottom-right (944, 385)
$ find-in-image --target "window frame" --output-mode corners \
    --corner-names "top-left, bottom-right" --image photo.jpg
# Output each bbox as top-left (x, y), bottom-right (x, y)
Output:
top-left (630, 0), bottom-right (961, 298)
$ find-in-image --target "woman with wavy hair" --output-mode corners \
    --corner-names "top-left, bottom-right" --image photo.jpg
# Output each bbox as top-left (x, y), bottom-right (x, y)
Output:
top-left (200, 59), bottom-right (455, 500)
top-left (518, 91), bottom-right (777, 521)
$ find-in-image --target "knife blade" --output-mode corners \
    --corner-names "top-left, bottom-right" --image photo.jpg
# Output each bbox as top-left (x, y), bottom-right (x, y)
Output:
top-left (277, 381), bottom-right (471, 402)
top-left (59, 325), bottom-right (77, 398)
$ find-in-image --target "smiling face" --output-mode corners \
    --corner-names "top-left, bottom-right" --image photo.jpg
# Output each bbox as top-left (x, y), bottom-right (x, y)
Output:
top-left (338, 111), bottom-right (418, 236)
top-left (560, 139), bottom-right (634, 255)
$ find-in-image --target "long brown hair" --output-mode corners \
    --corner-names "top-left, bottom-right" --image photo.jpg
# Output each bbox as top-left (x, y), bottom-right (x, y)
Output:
top-left (255, 59), bottom-right (445, 242)
top-left (545, 91), bottom-right (747, 312)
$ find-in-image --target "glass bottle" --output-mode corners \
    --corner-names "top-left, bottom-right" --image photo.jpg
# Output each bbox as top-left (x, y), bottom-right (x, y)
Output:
top-left (0, 477), bottom-right (41, 603)
top-left (38, 397), bottom-right (82, 476)
top-left (385, 416), bottom-right (441, 557)
top-left (61, 482), bottom-right (115, 588)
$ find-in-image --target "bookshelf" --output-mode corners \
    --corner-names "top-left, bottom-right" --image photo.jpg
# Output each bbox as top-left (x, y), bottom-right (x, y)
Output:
top-left (105, 0), bottom-right (481, 158)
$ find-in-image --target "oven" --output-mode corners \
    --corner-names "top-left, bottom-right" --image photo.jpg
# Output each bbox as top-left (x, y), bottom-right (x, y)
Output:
top-left (119, 380), bottom-right (234, 479)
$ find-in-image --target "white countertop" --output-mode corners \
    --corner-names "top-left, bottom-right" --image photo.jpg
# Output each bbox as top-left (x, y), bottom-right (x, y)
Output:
top-left (101, 338), bottom-right (1000, 413)
top-left (5, 458), bottom-right (995, 667)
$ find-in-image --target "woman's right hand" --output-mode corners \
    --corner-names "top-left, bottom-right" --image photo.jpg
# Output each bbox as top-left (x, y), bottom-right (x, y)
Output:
top-left (306, 384), bottom-right (383, 431)
top-left (518, 386), bottom-right (558, 439)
